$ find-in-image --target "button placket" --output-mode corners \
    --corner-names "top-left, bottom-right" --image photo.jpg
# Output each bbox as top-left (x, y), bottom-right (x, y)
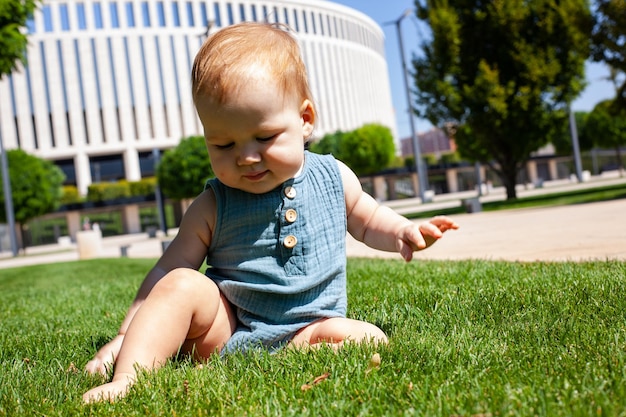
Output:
top-left (281, 185), bottom-right (299, 251)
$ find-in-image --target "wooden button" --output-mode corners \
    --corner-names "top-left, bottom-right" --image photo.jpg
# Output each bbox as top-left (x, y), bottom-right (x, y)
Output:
top-left (283, 235), bottom-right (297, 248)
top-left (283, 186), bottom-right (297, 199)
top-left (285, 209), bottom-right (298, 223)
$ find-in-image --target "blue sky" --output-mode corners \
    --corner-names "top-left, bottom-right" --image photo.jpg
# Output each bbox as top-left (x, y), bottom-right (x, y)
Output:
top-left (329, 0), bottom-right (617, 139)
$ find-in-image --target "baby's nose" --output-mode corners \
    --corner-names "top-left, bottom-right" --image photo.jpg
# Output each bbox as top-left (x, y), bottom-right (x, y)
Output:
top-left (237, 144), bottom-right (262, 165)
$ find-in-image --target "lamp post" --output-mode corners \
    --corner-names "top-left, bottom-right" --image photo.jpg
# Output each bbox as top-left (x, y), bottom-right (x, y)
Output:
top-left (0, 129), bottom-right (19, 256)
top-left (568, 106), bottom-right (584, 182)
top-left (387, 9), bottom-right (429, 202)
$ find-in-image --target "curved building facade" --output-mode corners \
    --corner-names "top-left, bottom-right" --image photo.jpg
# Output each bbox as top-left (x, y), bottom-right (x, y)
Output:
top-left (0, 0), bottom-right (395, 194)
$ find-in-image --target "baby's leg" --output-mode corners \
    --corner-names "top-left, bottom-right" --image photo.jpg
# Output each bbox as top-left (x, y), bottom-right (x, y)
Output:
top-left (289, 317), bottom-right (388, 349)
top-left (83, 268), bottom-right (235, 403)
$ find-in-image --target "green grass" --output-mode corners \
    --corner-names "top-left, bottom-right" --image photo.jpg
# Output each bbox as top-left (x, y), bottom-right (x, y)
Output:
top-left (407, 182), bottom-right (626, 219)
top-left (1, 258), bottom-right (626, 416)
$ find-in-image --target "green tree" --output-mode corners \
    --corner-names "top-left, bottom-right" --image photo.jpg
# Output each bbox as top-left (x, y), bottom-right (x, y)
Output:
top-left (309, 130), bottom-right (344, 157)
top-left (0, 0), bottom-right (40, 78)
top-left (590, 0), bottom-right (626, 108)
top-left (413, 0), bottom-right (591, 199)
top-left (156, 136), bottom-right (214, 200)
top-left (0, 149), bottom-right (65, 245)
top-left (583, 99), bottom-right (625, 174)
top-left (337, 124), bottom-right (395, 176)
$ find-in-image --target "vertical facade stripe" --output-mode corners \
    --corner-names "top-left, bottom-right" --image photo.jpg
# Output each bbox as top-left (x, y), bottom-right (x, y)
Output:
top-left (0, 0), bottom-right (395, 195)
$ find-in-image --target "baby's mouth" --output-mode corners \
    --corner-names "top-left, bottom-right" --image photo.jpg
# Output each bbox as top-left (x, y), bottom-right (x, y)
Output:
top-left (243, 170), bottom-right (268, 181)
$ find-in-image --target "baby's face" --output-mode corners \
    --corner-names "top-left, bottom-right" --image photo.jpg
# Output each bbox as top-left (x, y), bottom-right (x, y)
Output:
top-left (197, 78), bottom-right (315, 194)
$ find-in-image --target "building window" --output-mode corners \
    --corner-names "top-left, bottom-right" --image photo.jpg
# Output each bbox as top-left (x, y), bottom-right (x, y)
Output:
top-left (93, 2), bottom-right (103, 29)
top-left (107, 38), bottom-right (122, 141)
top-left (110, 2), bottom-right (120, 28)
top-left (73, 39), bottom-right (88, 143)
top-left (310, 11), bottom-right (316, 34)
top-left (77, 3), bottom-right (87, 30)
top-left (200, 3), bottom-right (208, 27)
top-left (90, 155), bottom-right (126, 182)
top-left (23, 68), bottom-right (38, 148)
top-left (292, 9), bottom-right (299, 32)
top-left (56, 40), bottom-right (73, 145)
top-left (250, 4), bottom-right (257, 21)
top-left (186, 2), bottom-right (194, 26)
top-left (125, 2), bottom-right (135, 27)
top-left (141, 2), bottom-right (151, 27)
top-left (226, 3), bottom-right (233, 25)
top-left (154, 37), bottom-right (170, 137)
top-left (239, 3), bottom-right (245, 21)
top-left (39, 41), bottom-right (55, 147)
top-left (320, 13), bottom-right (325, 36)
top-left (213, 2), bottom-right (221, 27)
top-left (59, 4), bottom-right (70, 31)
top-left (26, 16), bottom-right (36, 34)
top-left (42, 5), bottom-right (54, 32)
top-left (138, 36), bottom-right (155, 138)
top-left (123, 37), bottom-right (139, 138)
top-left (157, 1), bottom-right (166, 27)
top-left (90, 38), bottom-right (106, 142)
top-left (172, 1), bottom-right (180, 27)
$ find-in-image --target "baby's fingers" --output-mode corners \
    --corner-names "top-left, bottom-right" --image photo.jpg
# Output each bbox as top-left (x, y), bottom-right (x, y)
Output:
top-left (429, 216), bottom-right (460, 232)
top-left (85, 358), bottom-right (109, 376)
top-left (419, 221), bottom-right (445, 239)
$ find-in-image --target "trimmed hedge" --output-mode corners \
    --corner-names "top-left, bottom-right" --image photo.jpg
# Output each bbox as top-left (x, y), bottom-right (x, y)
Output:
top-left (85, 178), bottom-right (157, 202)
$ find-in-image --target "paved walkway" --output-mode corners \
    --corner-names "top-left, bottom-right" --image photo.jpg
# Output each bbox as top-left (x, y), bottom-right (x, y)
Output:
top-left (347, 198), bottom-right (626, 262)
top-left (1, 175), bottom-right (624, 269)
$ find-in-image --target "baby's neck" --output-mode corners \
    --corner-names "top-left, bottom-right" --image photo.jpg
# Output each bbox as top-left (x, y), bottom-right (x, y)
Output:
top-left (293, 158), bottom-right (305, 178)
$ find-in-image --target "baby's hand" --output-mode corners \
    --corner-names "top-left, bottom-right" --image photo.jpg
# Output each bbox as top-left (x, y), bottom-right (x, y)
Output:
top-left (396, 216), bottom-right (459, 261)
top-left (85, 334), bottom-right (125, 375)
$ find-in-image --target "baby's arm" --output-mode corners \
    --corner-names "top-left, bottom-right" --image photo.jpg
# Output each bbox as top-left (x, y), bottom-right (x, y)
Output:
top-left (339, 161), bottom-right (458, 262)
top-left (85, 189), bottom-right (217, 375)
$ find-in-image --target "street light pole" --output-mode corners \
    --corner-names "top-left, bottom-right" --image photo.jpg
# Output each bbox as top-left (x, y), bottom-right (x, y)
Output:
top-left (389, 9), bottom-right (429, 202)
top-left (0, 129), bottom-right (19, 256)
top-left (569, 106), bottom-right (584, 182)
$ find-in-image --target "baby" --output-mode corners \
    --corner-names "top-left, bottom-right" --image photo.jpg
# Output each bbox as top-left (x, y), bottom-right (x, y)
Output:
top-left (83, 22), bottom-right (458, 402)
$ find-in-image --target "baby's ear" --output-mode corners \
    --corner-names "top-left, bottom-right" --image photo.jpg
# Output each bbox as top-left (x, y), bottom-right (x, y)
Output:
top-left (300, 99), bottom-right (316, 138)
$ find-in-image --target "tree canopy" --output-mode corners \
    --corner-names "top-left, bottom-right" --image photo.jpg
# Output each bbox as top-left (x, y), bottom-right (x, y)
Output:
top-left (590, 0), bottom-right (626, 107)
top-left (412, 0), bottom-right (591, 199)
top-left (156, 136), bottom-right (214, 200)
top-left (311, 124), bottom-right (395, 176)
top-left (0, 149), bottom-right (65, 225)
top-left (0, 0), bottom-right (39, 78)
top-left (583, 99), bottom-right (626, 172)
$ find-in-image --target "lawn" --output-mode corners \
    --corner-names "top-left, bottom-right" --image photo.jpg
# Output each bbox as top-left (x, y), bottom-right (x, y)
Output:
top-left (1, 258), bottom-right (626, 416)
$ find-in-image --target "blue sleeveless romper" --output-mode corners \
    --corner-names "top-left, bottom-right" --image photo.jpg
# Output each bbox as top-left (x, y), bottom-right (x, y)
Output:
top-left (205, 151), bottom-right (347, 353)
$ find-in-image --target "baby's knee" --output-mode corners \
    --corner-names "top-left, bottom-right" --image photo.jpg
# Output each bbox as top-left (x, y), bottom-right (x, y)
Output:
top-left (153, 268), bottom-right (219, 299)
top-left (356, 321), bottom-right (388, 344)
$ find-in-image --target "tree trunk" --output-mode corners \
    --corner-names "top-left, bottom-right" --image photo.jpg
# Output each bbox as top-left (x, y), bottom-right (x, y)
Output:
top-left (503, 177), bottom-right (517, 200)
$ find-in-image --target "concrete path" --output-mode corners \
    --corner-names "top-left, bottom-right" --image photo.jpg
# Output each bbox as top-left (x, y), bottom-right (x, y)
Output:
top-left (347, 198), bottom-right (626, 262)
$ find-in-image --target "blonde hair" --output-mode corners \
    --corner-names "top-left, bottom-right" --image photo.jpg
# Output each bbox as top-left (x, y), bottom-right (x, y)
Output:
top-left (192, 22), bottom-right (314, 109)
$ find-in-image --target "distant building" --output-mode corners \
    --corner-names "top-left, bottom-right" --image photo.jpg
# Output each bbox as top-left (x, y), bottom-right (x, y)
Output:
top-left (0, 0), bottom-right (396, 194)
top-left (400, 128), bottom-right (456, 158)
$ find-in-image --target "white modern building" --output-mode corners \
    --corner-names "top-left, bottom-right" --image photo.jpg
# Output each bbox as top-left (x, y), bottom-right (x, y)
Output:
top-left (0, 0), bottom-right (396, 195)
